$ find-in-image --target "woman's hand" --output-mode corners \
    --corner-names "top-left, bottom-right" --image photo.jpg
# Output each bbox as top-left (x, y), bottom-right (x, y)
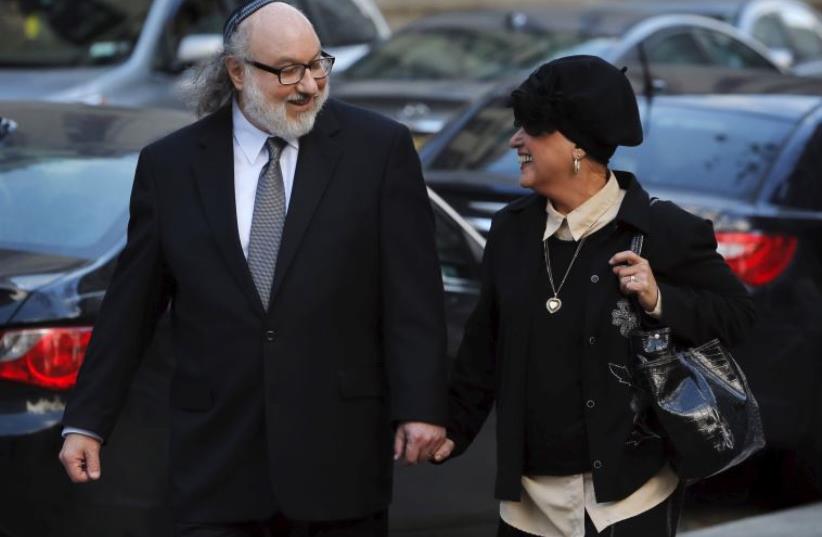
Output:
top-left (610, 250), bottom-right (659, 312)
top-left (432, 438), bottom-right (455, 462)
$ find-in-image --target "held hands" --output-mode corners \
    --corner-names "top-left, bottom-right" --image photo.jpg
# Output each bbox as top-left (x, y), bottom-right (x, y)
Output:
top-left (433, 438), bottom-right (455, 462)
top-left (610, 251), bottom-right (660, 312)
top-left (59, 433), bottom-right (102, 483)
top-left (394, 422), bottom-right (448, 464)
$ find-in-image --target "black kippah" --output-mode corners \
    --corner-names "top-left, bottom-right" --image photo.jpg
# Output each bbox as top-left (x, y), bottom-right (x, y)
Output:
top-left (223, 0), bottom-right (276, 44)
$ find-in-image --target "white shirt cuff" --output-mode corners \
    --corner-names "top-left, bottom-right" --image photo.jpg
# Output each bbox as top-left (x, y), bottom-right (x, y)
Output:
top-left (645, 289), bottom-right (663, 319)
top-left (62, 427), bottom-right (104, 442)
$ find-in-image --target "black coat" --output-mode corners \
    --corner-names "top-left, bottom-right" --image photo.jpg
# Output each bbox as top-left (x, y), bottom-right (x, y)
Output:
top-left (446, 172), bottom-right (756, 503)
top-left (63, 99), bottom-right (448, 522)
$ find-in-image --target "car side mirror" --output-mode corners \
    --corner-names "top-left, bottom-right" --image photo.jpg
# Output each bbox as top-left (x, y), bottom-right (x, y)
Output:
top-left (768, 47), bottom-right (795, 70)
top-left (176, 34), bottom-right (224, 65)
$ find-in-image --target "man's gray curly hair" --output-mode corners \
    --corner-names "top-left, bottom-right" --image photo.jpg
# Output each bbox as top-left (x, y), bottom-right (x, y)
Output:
top-left (189, 24), bottom-right (251, 117)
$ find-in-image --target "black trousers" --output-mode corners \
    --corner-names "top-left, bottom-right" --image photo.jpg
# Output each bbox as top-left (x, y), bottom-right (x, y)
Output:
top-left (498, 484), bottom-right (685, 537)
top-left (174, 511), bottom-right (387, 537)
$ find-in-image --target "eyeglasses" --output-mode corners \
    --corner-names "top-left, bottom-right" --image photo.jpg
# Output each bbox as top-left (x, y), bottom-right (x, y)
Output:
top-left (244, 53), bottom-right (335, 85)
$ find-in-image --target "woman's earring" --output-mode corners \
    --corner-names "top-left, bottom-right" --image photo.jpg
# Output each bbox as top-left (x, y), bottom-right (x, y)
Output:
top-left (573, 156), bottom-right (581, 175)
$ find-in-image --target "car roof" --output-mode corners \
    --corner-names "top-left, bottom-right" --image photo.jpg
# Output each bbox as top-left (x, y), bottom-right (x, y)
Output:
top-left (402, 3), bottom-right (747, 37)
top-left (0, 101), bottom-right (193, 154)
top-left (481, 68), bottom-right (822, 122)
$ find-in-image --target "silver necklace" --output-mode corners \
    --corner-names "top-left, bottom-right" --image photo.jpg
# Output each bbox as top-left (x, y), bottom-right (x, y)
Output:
top-left (543, 237), bottom-right (586, 314)
top-left (543, 195), bottom-right (618, 314)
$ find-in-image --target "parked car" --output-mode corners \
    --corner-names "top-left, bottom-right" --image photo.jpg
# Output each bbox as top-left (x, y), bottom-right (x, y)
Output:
top-left (334, 5), bottom-right (781, 146)
top-left (419, 71), bottom-right (822, 505)
top-left (631, 0), bottom-right (822, 76)
top-left (0, 101), bottom-right (487, 537)
top-left (0, 0), bottom-right (390, 109)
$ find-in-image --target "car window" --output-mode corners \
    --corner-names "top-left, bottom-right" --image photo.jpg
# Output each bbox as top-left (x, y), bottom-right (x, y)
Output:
top-left (306, 0), bottom-right (378, 47)
top-left (428, 97), bottom-right (515, 172)
top-left (0, 153), bottom-right (135, 259)
top-left (155, 0), bottom-right (231, 71)
top-left (752, 13), bottom-right (792, 49)
top-left (428, 96), bottom-right (795, 202)
top-left (782, 8), bottom-right (822, 60)
top-left (342, 27), bottom-right (594, 81)
top-left (771, 123), bottom-right (822, 210)
top-left (0, 0), bottom-right (153, 67)
top-left (643, 29), bottom-right (711, 66)
top-left (611, 101), bottom-right (794, 200)
top-left (693, 28), bottom-right (777, 70)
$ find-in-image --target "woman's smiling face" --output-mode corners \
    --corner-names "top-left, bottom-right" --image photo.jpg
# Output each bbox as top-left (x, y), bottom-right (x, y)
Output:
top-left (509, 127), bottom-right (579, 193)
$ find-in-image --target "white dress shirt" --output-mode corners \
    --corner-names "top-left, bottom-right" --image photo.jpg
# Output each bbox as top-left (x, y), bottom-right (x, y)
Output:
top-left (63, 101), bottom-right (301, 442)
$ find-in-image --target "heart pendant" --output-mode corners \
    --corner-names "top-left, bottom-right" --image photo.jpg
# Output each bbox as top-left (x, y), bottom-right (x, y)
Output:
top-left (546, 297), bottom-right (562, 314)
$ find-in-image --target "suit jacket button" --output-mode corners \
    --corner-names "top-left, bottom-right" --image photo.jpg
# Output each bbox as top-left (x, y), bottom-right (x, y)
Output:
top-left (588, 336), bottom-right (596, 345)
top-left (593, 460), bottom-right (603, 470)
top-left (586, 400), bottom-right (596, 409)
top-left (590, 275), bottom-right (600, 283)
top-left (265, 330), bottom-right (276, 342)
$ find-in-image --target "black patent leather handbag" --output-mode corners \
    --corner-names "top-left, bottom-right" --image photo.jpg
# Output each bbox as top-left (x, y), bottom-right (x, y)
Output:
top-left (628, 232), bottom-right (765, 480)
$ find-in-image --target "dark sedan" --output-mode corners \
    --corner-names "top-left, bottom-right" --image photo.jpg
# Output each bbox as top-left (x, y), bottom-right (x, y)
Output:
top-left (334, 4), bottom-right (781, 146)
top-left (0, 102), bottom-right (486, 537)
top-left (419, 71), bottom-right (822, 506)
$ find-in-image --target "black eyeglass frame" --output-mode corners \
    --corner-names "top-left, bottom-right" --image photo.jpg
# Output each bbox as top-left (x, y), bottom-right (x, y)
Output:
top-left (243, 52), bottom-right (336, 85)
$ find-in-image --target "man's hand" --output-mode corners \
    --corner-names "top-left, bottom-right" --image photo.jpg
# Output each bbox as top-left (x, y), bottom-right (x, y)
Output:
top-left (394, 422), bottom-right (446, 464)
top-left (59, 433), bottom-right (102, 482)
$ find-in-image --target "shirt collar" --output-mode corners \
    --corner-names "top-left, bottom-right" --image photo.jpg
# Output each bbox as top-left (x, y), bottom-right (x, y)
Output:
top-left (232, 99), bottom-right (299, 165)
top-left (544, 172), bottom-right (621, 242)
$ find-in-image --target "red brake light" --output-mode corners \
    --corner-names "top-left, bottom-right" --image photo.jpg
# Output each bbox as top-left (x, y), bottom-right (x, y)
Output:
top-left (0, 327), bottom-right (92, 390)
top-left (715, 232), bottom-right (798, 287)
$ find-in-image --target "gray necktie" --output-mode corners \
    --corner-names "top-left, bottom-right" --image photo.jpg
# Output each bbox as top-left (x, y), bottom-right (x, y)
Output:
top-left (247, 137), bottom-right (287, 310)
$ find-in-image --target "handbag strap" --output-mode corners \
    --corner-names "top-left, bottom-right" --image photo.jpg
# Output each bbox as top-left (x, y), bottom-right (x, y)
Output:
top-left (630, 197), bottom-right (659, 255)
top-left (628, 197), bottom-right (660, 321)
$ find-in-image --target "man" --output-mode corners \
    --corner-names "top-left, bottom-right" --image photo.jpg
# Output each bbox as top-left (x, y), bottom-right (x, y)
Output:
top-left (58, 2), bottom-right (448, 535)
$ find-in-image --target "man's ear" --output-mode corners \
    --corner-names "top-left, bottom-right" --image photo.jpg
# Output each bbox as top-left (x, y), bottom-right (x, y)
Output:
top-left (225, 57), bottom-right (245, 91)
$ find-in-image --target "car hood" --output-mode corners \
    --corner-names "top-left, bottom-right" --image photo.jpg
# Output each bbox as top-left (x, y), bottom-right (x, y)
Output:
top-left (333, 79), bottom-right (495, 134)
top-left (426, 169), bottom-right (760, 226)
top-left (0, 249), bottom-right (88, 324)
top-left (0, 67), bottom-right (110, 102)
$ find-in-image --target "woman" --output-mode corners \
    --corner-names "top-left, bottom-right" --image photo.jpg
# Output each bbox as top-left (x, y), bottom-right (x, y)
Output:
top-left (432, 56), bottom-right (756, 536)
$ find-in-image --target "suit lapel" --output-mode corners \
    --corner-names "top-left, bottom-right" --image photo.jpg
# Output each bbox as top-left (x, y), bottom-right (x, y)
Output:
top-left (268, 101), bottom-right (343, 308)
top-left (192, 105), bottom-right (266, 315)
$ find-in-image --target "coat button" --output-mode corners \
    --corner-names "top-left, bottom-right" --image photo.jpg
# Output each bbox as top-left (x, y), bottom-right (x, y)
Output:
top-left (265, 330), bottom-right (276, 342)
top-left (593, 460), bottom-right (603, 470)
top-left (590, 275), bottom-right (600, 283)
top-left (588, 336), bottom-right (596, 345)
top-left (586, 400), bottom-right (596, 409)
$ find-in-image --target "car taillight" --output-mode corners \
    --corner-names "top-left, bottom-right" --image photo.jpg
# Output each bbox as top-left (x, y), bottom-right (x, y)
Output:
top-left (715, 232), bottom-right (798, 287)
top-left (0, 327), bottom-right (92, 390)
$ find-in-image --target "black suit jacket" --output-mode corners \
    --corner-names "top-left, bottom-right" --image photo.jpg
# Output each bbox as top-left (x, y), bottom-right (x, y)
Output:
top-left (446, 172), bottom-right (756, 503)
top-left (63, 99), bottom-right (448, 522)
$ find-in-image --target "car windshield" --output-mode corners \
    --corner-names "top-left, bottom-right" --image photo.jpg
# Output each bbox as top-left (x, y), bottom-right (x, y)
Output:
top-left (0, 0), bottom-right (153, 67)
top-left (0, 151), bottom-right (136, 259)
top-left (428, 96), bottom-right (796, 200)
top-left (343, 26), bottom-right (597, 81)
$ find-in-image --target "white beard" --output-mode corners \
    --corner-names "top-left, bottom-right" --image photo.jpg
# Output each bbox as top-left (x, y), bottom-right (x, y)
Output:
top-left (241, 73), bottom-right (329, 140)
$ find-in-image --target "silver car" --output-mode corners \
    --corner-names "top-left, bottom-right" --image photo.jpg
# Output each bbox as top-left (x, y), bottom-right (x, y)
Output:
top-left (335, 6), bottom-right (782, 145)
top-left (0, 0), bottom-right (390, 109)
